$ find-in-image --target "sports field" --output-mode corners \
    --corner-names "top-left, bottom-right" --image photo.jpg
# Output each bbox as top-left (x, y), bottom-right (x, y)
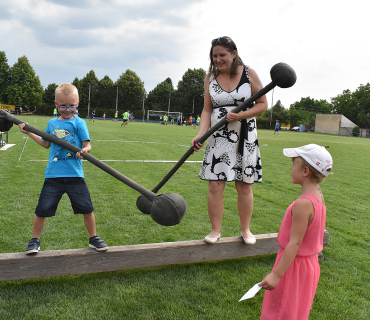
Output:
top-left (0, 115), bottom-right (369, 319)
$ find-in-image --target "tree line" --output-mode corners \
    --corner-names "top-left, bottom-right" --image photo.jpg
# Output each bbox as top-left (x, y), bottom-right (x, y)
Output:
top-left (1, 51), bottom-right (369, 128)
top-left (0, 51), bottom-right (205, 120)
top-left (260, 84), bottom-right (370, 130)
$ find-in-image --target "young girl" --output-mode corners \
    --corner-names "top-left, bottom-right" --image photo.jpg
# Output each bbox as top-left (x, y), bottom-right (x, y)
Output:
top-left (260, 144), bottom-right (333, 320)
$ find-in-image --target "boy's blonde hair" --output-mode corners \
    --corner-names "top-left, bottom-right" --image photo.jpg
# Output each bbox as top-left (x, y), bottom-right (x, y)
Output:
top-left (55, 83), bottom-right (79, 100)
top-left (294, 156), bottom-right (332, 184)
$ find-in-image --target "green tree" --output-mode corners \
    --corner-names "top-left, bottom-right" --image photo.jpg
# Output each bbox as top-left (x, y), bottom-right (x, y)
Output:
top-left (36, 83), bottom-right (59, 115)
top-left (173, 68), bottom-right (206, 114)
top-left (258, 100), bottom-right (290, 129)
top-left (0, 51), bottom-right (10, 103)
top-left (331, 84), bottom-right (370, 128)
top-left (146, 81), bottom-right (173, 111)
top-left (165, 77), bottom-right (173, 88)
top-left (289, 97), bottom-right (332, 127)
top-left (72, 77), bottom-right (81, 92)
top-left (43, 83), bottom-right (58, 108)
top-left (271, 100), bottom-right (289, 124)
top-left (96, 75), bottom-right (115, 110)
top-left (6, 56), bottom-right (43, 106)
top-left (115, 69), bottom-right (144, 116)
top-left (78, 70), bottom-right (99, 116)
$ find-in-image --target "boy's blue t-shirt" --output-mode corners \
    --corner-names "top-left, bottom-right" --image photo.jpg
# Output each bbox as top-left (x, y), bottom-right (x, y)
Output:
top-left (42, 117), bottom-right (90, 178)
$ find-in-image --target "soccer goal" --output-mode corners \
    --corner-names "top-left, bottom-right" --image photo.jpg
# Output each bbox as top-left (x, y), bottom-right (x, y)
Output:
top-left (147, 110), bottom-right (183, 124)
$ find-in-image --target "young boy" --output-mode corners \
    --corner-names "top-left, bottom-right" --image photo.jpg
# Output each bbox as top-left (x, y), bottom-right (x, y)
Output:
top-left (260, 144), bottom-right (333, 319)
top-left (18, 83), bottom-right (108, 254)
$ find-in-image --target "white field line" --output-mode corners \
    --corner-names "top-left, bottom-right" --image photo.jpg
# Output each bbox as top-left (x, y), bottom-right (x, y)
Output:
top-left (18, 137), bottom-right (29, 161)
top-left (25, 159), bottom-right (203, 163)
top-left (21, 140), bottom-right (204, 162)
top-left (92, 140), bottom-right (156, 144)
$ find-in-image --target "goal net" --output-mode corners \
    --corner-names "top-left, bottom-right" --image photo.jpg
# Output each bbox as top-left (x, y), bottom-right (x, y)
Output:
top-left (147, 110), bottom-right (183, 123)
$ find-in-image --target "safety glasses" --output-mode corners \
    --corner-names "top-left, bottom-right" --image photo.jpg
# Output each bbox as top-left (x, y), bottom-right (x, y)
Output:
top-left (58, 106), bottom-right (77, 111)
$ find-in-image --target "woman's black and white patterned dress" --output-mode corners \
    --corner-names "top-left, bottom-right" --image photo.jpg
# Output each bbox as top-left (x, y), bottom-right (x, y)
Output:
top-left (199, 66), bottom-right (262, 184)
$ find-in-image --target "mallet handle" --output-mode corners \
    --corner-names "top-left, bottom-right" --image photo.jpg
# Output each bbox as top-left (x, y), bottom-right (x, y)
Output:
top-left (2, 111), bottom-right (157, 201)
top-left (152, 81), bottom-right (276, 193)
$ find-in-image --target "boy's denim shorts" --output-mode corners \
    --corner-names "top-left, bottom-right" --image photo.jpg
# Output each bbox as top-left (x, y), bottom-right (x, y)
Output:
top-left (35, 178), bottom-right (94, 217)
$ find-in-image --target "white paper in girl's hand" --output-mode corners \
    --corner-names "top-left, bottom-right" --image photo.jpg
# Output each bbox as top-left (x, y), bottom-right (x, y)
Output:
top-left (239, 283), bottom-right (263, 301)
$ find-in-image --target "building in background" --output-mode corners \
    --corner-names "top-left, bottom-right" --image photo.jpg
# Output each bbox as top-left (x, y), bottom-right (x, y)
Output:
top-left (315, 114), bottom-right (357, 136)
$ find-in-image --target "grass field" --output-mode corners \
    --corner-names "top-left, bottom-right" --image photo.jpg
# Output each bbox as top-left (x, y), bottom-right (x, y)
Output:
top-left (1, 115), bottom-right (370, 319)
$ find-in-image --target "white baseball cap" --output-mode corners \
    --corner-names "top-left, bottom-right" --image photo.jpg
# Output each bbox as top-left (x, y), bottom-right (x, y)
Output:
top-left (283, 144), bottom-right (333, 176)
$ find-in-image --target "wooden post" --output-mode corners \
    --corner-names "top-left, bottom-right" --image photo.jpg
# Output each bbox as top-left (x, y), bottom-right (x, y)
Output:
top-left (0, 231), bottom-right (329, 281)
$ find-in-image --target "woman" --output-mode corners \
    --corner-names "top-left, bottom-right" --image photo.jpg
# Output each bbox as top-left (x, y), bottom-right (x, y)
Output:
top-left (192, 36), bottom-right (268, 245)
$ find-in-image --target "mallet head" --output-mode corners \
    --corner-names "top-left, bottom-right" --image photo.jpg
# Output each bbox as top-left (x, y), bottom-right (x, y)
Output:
top-left (137, 193), bottom-right (187, 226)
top-left (136, 194), bottom-right (152, 215)
top-left (150, 193), bottom-right (187, 226)
top-left (270, 62), bottom-right (297, 88)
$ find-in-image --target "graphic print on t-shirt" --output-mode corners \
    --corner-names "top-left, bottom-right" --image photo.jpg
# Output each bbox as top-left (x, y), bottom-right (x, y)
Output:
top-left (51, 128), bottom-right (77, 162)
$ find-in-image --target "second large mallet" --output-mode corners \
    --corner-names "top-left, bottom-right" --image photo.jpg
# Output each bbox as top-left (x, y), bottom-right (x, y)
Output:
top-left (136, 62), bottom-right (297, 214)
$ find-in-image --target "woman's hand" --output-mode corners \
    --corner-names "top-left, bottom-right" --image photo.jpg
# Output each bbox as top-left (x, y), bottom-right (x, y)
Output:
top-left (191, 136), bottom-right (204, 151)
top-left (226, 110), bottom-right (241, 123)
top-left (259, 272), bottom-right (281, 291)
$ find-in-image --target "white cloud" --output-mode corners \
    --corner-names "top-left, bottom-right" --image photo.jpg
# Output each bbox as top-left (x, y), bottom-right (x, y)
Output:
top-left (0, 0), bottom-right (369, 107)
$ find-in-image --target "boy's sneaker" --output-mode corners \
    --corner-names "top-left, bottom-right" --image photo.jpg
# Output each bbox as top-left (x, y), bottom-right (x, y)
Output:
top-left (26, 238), bottom-right (40, 254)
top-left (89, 235), bottom-right (108, 251)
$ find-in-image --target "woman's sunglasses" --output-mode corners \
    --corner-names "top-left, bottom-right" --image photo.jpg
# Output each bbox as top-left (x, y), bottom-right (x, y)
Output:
top-left (211, 37), bottom-right (237, 50)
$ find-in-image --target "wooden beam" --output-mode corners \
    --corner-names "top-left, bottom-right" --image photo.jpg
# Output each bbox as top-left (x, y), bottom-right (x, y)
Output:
top-left (0, 231), bottom-right (329, 281)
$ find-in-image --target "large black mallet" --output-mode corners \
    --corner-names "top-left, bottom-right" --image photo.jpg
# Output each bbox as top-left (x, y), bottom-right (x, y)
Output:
top-left (137, 62), bottom-right (297, 214)
top-left (0, 110), bottom-right (186, 226)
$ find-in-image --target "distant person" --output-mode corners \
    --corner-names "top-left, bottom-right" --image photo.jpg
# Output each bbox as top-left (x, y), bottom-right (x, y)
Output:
top-left (121, 110), bottom-right (129, 127)
top-left (114, 111), bottom-right (118, 122)
top-left (274, 120), bottom-right (280, 135)
top-left (196, 115), bottom-right (200, 126)
top-left (18, 83), bottom-right (108, 254)
top-left (260, 144), bottom-right (333, 320)
top-left (163, 114), bottom-right (168, 125)
top-left (192, 116), bottom-right (196, 128)
top-left (189, 116), bottom-right (193, 126)
top-left (53, 107), bottom-right (58, 117)
top-left (171, 117), bottom-right (174, 125)
top-left (103, 113), bottom-right (106, 120)
top-left (192, 36), bottom-right (267, 245)
top-left (159, 116), bottom-right (162, 125)
top-left (90, 110), bottom-right (95, 122)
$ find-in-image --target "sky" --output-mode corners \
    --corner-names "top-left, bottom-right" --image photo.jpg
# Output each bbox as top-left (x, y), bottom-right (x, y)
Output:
top-left (0, 0), bottom-right (369, 109)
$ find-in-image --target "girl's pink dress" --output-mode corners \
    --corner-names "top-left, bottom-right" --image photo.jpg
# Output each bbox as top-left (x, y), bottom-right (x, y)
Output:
top-left (260, 194), bottom-right (326, 320)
